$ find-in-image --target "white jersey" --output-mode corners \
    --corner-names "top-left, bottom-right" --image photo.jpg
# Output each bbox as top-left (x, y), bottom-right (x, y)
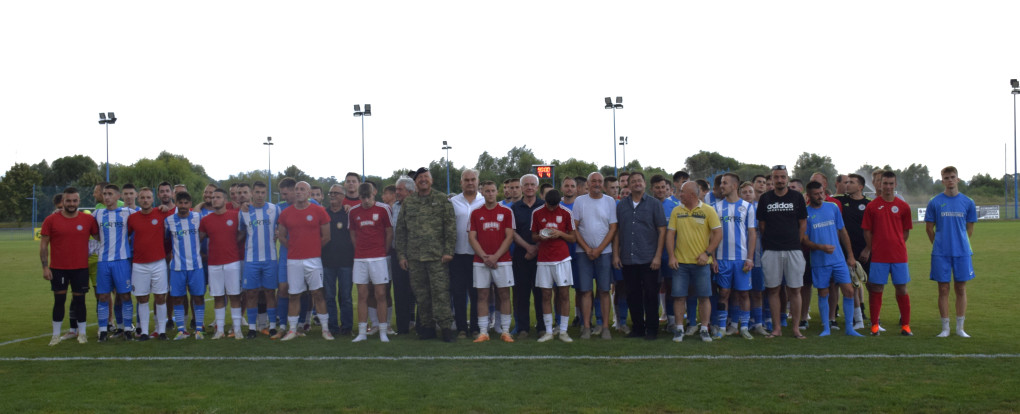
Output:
top-left (95, 208), bottom-right (132, 262)
top-left (713, 198), bottom-right (756, 261)
top-left (240, 203), bottom-right (280, 262)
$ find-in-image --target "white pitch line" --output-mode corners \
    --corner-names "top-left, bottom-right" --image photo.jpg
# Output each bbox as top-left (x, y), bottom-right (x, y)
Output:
top-left (1, 354), bottom-right (1018, 362)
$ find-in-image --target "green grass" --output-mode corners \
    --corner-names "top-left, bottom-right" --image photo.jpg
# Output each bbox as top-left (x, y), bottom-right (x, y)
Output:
top-left (2, 222), bottom-right (1019, 413)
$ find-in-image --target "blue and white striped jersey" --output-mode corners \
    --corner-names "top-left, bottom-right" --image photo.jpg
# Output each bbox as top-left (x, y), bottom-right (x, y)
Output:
top-left (95, 208), bottom-right (132, 262)
top-left (165, 211), bottom-right (203, 271)
top-left (240, 203), bottom-right (280, 262)
top-left (714, 198), bottom-right (756, 261)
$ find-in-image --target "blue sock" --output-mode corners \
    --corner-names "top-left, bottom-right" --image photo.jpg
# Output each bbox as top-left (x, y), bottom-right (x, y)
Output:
top-left (728, 302), bottom-right (738, 326)
top-left (739, 310), bottom-right (750, 329)
top-left (114, 300), bottom-right (124, 326)
top-left (247, 307), bottom-right (258, 326)
top-left (267, 307), bottom-right (277, 327)
top-left (174, 305), bottom-right (186, 331)
top-left (716, 309), bottom-right (727, 330)
top-left (818, 295), bottom-right (830, 336)
top-left (97, 301), bottom-right (110, 329)
top-left (844, 297), bottom-right (863, 336)
top-left (122, 300), bottom-right (134, 329)
top-left (751, 307), bottom-right (763, 326)
top-left (686, 297), bottom-right (697, 326)
top-left (277, 297), bottom-right (289, 326)
top-left (194, 304), bottom-right (205, 329)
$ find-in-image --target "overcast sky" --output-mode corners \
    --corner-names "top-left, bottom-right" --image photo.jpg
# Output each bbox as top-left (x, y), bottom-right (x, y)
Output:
top-left (3, 1), bottom-right (1019, 183)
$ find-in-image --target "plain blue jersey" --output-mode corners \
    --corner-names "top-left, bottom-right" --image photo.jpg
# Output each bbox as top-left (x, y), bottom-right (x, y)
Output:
top-left (925, 193), bottom-right (977, 256)
top-left (805, 202), bottom-right (845, 266)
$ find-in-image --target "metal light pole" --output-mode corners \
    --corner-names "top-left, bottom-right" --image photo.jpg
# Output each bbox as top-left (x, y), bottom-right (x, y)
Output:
top-left (618, 136), bottom-right (629, 172)
top-left (98, 112), bottom-right (117, 181)
top-left (1012, 79), bottom-right (1019, 219)
top-left (604, 97), bottom-right (623, 177)
top-left (264, 136), bottom-right (274, 203)
top-left (353, 104), bottom-right (372, 181)
top-left (442, 140), bottom-right (453, 194)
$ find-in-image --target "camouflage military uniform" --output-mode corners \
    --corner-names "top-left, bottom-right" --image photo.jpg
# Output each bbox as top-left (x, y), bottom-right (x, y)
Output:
top-left (395, 189), bottom-right (456, 334)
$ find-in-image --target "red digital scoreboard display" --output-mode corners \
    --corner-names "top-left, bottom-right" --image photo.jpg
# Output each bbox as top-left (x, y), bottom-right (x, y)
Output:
top-left (534, 165), bottom-right (554, 179)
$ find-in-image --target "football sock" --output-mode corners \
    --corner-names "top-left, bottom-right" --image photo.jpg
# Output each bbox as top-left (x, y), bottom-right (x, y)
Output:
top-left (715, 303), bottom-right (727, 332)
top-left (52, 321), bottom-right (62, 337)
top-left (869, 291), bottom-right (883, 326)
top-left (368, 307), bottom-right (379, 326)
top-left (316, 313), bottom-right (329, 330)
top-left (231, 307), bottom-right (242, 334)
top-left (97, 301), bottom-right (110, 331)
top-left (956, 316), bottom-right (969, 337)
top-left (194, 304), bottom-right (205, 329)
top-left (379, 323), bottom-right (389, 342)
top-left (122, 300), bottom-right (134, 330)
top-left (501, 315), bottom-right (512, 333)
top-left (844, 297), bottom-right (863, 336)
top-left (114, 300), bottom-right (124, 326)
top-left (543, 314), bottom-right (553, 334)
top-left (559, 315), bottom-right (570, 333)
top-left (53, 293), bottom-right (66, 322)
top-left (248, 307), bottom-right (258, 330)
top-left (138, 305), bottom-right (150, 335)
top-left (276, 297), bottom-right (289, 327)
top-left (751, 307), bottom-right (763, 327)
top-left (174, 305), bottom-right (186, 331)
top-left (287, 316), bottom-right (299, 332)
top-left (895, 294), bottom-right (910, 326)
top-left (478, 315), bottom-right (489, 333)
top-left (818, 294), bottom-right (830, 336)
top-left (739, 309), bottom-right (750, 329)
top-left (214, 308), bottom-right (226, 333)
top-left (155, 304), bottom-right (167, 334)
top-left (267, 307), bottom-right (278, 329)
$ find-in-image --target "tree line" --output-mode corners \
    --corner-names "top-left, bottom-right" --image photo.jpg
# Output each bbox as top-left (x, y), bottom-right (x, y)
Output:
top-left (1, 148), bottom-right (1015, 225)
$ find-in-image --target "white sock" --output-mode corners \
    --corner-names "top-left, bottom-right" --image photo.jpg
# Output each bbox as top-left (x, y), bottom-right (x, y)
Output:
top-left (543, 314), bottom-right (553, 334)
top-left (368, 307), bottom-right (379, 326)
top-left (358, 322), bottom-right (368, 336)
top-left (379, 323), bottom-right (389, 342)
top-left (956, 316), bottom-right (965, 332)
top-left (501, 315), bottom-right (512, 334)
top-left (853, 307), bottom-right (863, 324)
top-left (52, 321), bottom-right (62, 337)
top-left (215, 308), bottom-right (226, 333)
top-left (288, 316), bottom-right (299, 332)
top-left (941, 317), bottom-right (951, 332)
top-left (376, 307), bottom-right (388, 328)
top-left (155, 304), bottom-right (168, 334)
top-left (317, 313), bottom-right (329, 329)
top-left (78, 321), bottom-right (88, 335)
top-left (231, 307), bottom-right (242, 333)
top-left (559, 315), bottom-right (570, 333)
top-left (478, 315), bottom-right (489, 333)
top-left (139, 305), bottom-right (151, 335)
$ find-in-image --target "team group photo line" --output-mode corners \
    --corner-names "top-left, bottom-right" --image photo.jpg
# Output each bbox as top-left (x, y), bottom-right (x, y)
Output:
top-left (39, 163), bottom-right (977, 346)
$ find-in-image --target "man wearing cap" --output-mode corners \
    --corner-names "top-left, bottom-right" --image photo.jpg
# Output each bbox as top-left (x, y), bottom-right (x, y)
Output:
top-left (396, 167), bottom-right (458, 342)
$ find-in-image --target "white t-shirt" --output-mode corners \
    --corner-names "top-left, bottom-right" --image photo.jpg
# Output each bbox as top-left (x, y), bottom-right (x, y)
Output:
top-left (572, 193), bottom-right (618, 254)
top-left (451, 192), bottom-right (485, 255)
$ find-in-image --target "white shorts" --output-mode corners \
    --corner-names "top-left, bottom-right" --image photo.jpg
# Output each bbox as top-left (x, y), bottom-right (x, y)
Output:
top-left (131, 260), bottom-right (168, 296)
top-left (287, 258), bottom-right (324, 294)
top-left (761, 250), bottom-right (806, 289)
top-left (473, 262), bottom-right (515, 289)
top-left (536, 259), bottom-right (573, 289)
top-left (208, 261), bottom-right (242, 296)
top-left (353, 257), bottom-right (390, 285)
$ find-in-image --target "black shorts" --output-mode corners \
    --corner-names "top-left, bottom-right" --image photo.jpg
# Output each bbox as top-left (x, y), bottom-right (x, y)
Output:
top-left (51, 268), bottom-right (91, 294)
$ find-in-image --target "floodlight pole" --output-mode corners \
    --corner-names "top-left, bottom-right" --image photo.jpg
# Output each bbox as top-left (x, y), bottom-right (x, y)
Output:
top-left (619, 136), bottom-right (628, 172)
top-left (611, 106), bottom-right (618, 177)
top-left (1013, 87), bottom-right (1018, 219)
top-left (105, 122), bottom-right (110, 181)
top-left (264, 136), bottom-right (274, 204)
top-left (442, 141), bottom-right (453, 194)
top-left (360, 115), bottom-right (366, 182)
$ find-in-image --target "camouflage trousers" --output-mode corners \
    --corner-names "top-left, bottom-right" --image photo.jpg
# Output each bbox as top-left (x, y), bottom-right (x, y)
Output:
top-left (407, 260), bottom-right (453, 330)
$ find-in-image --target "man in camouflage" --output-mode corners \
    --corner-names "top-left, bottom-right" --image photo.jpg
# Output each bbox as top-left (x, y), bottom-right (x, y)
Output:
top-left (396, 167), bottom-right (457, 342)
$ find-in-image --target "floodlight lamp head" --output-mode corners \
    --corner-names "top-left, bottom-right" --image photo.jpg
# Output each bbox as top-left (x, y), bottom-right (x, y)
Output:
top-left (1012, 79), bottom-right (1019, 89)
top-left (354, 105), bottom-right (361, 112)
top-left (616, 97), bottom-right (623, 104)
top-left (614, 104), bottom-right (623, 109)
top-left (604, 97), bottom-right (612, 105)
top-left (107, 112), bottom-right (116, 124)
top-left (99, 113), bottom-right (106, 120)
top-left (363, 104), bottom-right (371, 116)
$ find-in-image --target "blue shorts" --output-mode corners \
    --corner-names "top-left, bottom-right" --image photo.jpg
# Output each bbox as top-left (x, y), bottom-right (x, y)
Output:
top-left (868, 262), bottom-right (910, 285)
top-left (244, 260), bottom-right (279, 290)
top-left (751, 267), bottom-right (765, 292)
top-left (671, 263), bottom-right (711, 298)
top-left (170, 268), bottom-right (206, 297)
top-left (574, 253), bottom-right (612, 292)
top-left (715, 260), bottom-right (751, 291)
top-left (811, 263), bottom-right (851, 289)
top-left (96, 259), bottom-right (132, 295)
top-left (930, 255), bottom-right (975, 283)
top-left (570, 252), bottom-right (582, 287)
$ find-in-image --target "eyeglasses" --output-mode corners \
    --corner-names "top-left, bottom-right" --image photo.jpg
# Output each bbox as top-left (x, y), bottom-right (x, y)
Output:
top-left (771, 165), bottom-right (787, 171)
top-left (328, 191), bottom-right (342, 196)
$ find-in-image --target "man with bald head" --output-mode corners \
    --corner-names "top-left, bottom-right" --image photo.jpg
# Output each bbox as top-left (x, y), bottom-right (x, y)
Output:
top-left (572, 172), bottom-right (618, 339)
top-left (666, 181), bottom-right (722, 342)
top-left (276, 181), bottom-right (334, 341)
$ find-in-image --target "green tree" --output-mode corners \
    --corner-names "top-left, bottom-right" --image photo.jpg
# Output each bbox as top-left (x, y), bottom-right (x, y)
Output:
top-left (899, 163), bottom-right (934, 197)
top-left (548, 158), bottom-right (599, 185)
top-left (0, 163), bottom-right (43, 224)
top-left (792, 152), bottom-right (838, 191)
top-left (685, 151), bottom-right (740, 180)
top-left (50, 155), bottom-right (99, 186)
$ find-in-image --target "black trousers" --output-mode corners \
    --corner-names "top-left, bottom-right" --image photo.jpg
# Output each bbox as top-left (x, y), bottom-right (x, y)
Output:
top-left (390, 253), bottom-right (416, 334)
top-left (449, 254), bottom-right (478, 334)
top-left (623, 263), bottom-right (660, 336)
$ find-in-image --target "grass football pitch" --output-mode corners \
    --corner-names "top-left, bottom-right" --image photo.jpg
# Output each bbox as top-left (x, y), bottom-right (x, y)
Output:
top-left (1, 222), bottom-right (1018, 413)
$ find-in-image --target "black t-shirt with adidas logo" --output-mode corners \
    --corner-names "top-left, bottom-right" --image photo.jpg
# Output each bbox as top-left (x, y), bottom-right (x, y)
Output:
top-left (756, 189), bottom-right (808, 251)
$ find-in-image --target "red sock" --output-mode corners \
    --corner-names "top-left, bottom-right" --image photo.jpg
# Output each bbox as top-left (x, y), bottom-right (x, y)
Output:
top-left (869, 291), bottom-right (882, 325)
top-left (896, 294), bottom-right (910, 326)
